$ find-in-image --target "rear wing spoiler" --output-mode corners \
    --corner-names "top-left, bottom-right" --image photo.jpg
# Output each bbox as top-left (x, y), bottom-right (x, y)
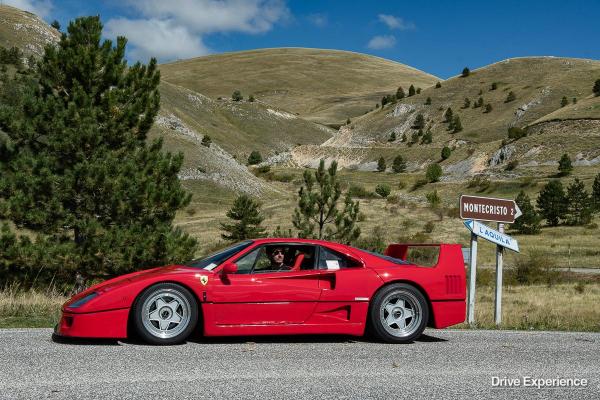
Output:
top-left (384, 243), bottom-right (465, 270)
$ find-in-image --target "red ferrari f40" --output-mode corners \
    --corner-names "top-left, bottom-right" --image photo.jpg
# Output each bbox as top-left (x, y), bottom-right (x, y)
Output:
top-left (55, 239), bottom-right (466, 344)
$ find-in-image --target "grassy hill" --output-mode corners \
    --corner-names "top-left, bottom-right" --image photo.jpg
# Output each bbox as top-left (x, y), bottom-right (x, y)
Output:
top-left (159, 48), bottom-right (439, 127)
top-left (0, 5), bottom-right (59, 57)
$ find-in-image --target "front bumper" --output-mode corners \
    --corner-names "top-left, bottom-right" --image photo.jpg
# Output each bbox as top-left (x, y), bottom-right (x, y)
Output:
top-left (54, 308), bottom-right (130, 339)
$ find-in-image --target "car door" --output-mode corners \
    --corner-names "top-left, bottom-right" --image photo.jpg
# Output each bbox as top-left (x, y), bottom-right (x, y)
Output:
top-left (208, 243), bottom-right (322, 325)
top-left (311, 245), bottom-right (382, 325)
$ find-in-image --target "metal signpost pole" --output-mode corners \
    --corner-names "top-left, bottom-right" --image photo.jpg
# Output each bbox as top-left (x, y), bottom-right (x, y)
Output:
top-left (494, 223), bottom-right (504, 326)
top-left (467, 231), bottom-right (478, 325)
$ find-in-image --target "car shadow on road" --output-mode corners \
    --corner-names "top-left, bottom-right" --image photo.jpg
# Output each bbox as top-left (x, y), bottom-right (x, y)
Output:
top-left (51, 333), bottom-right (122, 346)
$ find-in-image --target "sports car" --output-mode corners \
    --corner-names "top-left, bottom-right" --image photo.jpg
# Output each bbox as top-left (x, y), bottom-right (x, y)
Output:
top-left (54, 238), bottom-right (466, 344)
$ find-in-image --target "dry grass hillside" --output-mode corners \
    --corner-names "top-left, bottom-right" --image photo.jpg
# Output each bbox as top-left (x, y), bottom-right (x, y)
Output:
top-left (159, 48), bottom-right (439, 126)
top-left (0, 5), bottom-right (59, 57)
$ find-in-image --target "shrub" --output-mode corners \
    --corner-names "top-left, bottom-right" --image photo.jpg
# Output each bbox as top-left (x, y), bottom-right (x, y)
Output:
top-left (375, 184), bottom-right (391, 198)
top-left (508, 127), bottom-right (527, 139)
top-left (388, 131), bottom-right (396, 142)
top-left (505, 91), bottom-right (516, 102)
top-left (426, 164), bottom-right (442, 182)
top-left (505, 160), bottom-right (519, 171)
top-left (461, 67), bottom-right (470, 77)
top-left (425, 97), bottom-right (432, 105)
top-left (255, 165), bottom-right (271, 174)
top-left (201, 135), bottom-right (212, 147)
top-left (513, 251), bottom-right (559, 285)
top-left (51, 20), bottom-right (61, 30)
top-left (386, 194), bottom-right (400, 204)
top-left (452, 115), bottom-right (463, 133)
top-left (572, 97), bottom-right (577, 104)
top-left (490, 82), bottom-right (498, 90)
top-left (484, 103), bottom-right (493, 113)
top-left (423, 221), bottom-right (435, 233)
top-left (435, 81), bottom-right (442, 88)
top-left (593, 79), bottom-right (600, 96)
top-left (426, 190), bottom-right (441, 208)
top-left (417, 88), bottom-right (422, 94)
top-left (560, 96), bottom-right (568, 107)
top-left (247, 150), bottom-right (263, 165)
top-left (441, 146), bottom-right (452, 160)
top-left (248, 94), bottom-right (255, 102)
top-left (411, 179), bottom-right (428, 191)
top-left (421, 129), bottom-right (432, 144)
top-left (408, 85), bottom-right (416, 96)
top-left (347, 184), bottom-right (376, 199)
top-left (352, 226), bottom-right (386, 253)
top-left (462, 98), bottom-right (471, 108)
top-left (232, 90), bottom-right (243, 101)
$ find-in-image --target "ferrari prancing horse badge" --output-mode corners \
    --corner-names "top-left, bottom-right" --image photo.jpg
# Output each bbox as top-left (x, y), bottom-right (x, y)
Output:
top-left (200, 275), bottom-right (208, 285)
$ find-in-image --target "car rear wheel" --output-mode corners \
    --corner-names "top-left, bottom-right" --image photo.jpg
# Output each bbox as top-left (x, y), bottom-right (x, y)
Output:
top-left (133, 283), bottom-right (198, 345)
top-left (369, 283), bottom-right (428, 343)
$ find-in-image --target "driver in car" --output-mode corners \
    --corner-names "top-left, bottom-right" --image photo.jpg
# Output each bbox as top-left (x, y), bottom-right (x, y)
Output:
top-left (268, 246), bottom-right (290, 270)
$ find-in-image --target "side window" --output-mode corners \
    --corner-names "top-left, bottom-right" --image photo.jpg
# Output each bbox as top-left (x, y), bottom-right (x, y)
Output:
top-left (235, 244), bottom-right (317, 273)
top-left (318, 247), bottom-right (360, 270)
top-left (234, 248), bottom-right (260, 274)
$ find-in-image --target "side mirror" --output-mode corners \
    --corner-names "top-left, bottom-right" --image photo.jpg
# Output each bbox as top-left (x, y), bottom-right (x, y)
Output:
top-left (221, 262), bottom-right (238, 275)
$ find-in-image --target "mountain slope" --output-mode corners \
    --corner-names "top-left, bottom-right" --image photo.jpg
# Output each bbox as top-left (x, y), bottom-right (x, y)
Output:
top-left (159, 48), bottom-right (439, 126)
top-left (0, 5), bottom-right (59, 57)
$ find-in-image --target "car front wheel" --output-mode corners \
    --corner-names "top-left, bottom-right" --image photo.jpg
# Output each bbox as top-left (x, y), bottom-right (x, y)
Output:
top-left (369, 283), bottom-right (429, 343)
top-left (133, 283), bottom-right (198, 345)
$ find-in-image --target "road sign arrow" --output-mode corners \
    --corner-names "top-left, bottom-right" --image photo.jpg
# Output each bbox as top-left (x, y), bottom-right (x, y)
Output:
top-left (514, 203), bottom-right (522, 220)
top-left (464, 219), bottom-right (519, 252)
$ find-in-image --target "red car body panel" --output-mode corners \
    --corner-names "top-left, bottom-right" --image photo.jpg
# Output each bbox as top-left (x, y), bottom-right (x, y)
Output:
top-left (55, 238), bottom-right (466, 340)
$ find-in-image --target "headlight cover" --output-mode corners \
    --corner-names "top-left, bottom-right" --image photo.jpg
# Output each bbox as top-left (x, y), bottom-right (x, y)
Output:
top-left (67, 292), bottom-right (99, 308)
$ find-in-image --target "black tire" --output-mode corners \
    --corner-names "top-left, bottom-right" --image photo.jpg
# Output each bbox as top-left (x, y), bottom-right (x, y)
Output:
top-left (132, 283), bottom-right (198, 345)
top-left (369, 283), bottom-right (429, 343)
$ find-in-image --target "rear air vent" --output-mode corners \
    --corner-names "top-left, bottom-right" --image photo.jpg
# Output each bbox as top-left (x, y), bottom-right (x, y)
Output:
top-left (445, 275), bottom-right (462, 295)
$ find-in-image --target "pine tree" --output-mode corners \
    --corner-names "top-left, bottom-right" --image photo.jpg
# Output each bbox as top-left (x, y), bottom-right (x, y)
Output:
top-left (484, 103), bottom-right (493, 113)
top-left (435, 81), bottom-right (442, 88)
top-left (381, 96), bottom-right (388, 107)
top-left (462, 98), bottom-right (471, 108)
top-left (426, 164), bottom-right (442, 182)
top-left (425, 97), bottom-right (432, 105)
top-left (248, 150), bottom-right (262, 165)
top-left (292, 160), bottom-right (360, 241)
top-left (561, 96), bottom-right (568, 107)
top-left (248, 94), bottom-right (255, 102)
top-left (490, 82), bottom-right (498, 90)
top-left (565, 179), bottom-right (592, 225)
top-left (346, 118), bottom-right (351, 125)
top-left (441, 146), bottom-right (451, 160)
top-left (505, 91), bottom-right (516, 103)
top-left (592, 173), bottom-right (600, 211)
top-left (593, 79), bottom-right (600, 96)
top-left (452, 115), bottom-right (463, 133)
top-left (408, 85), bottom-right (416, 96)
top-left (511, 191), bottom-right (541, 234)
top-left (377, 157), bottom-right (387, 172)
top-left (396, 86), bottom-right (405, 99)
top-left (461, 67), bottom-right (470, 77)
top-left (375, 184), bottom-right (391, 198)
top-left (51, 20), bottom-right (61, 30)
top-left (444, 107), bottom-right (453, 123)
top-left (416, 87), bottom-right (422, 94)
top-left (221, 194), bottom-right (266, 240)
top-left (536, 181), bottom-right (567, 226)
top-left (388, 131), bottom-right (396, 142)
top-left (232, 90), bottom-right (243, 101)
top-left (413, 113), bottom-right (425, 129)
top-left (0, 17), bottom-right (196, 279)
top-left (558, 153), bottom-right (573, 176)
top-left (392, 155), bottom-right (407, 173)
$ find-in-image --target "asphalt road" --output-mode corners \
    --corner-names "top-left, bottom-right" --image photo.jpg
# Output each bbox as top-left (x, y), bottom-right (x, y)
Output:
top-left (0, 329), bottom-right (598, 400)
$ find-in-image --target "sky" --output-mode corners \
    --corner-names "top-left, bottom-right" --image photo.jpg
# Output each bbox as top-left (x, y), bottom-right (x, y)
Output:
top-left (6, 0), bottom-right (600, 79)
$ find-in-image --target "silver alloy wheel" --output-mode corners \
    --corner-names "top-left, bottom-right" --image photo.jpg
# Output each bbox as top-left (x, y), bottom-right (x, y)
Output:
top-left (141, 289), bottom-right (192, 339)
top-left (379, 290), bottom-right (422, 338)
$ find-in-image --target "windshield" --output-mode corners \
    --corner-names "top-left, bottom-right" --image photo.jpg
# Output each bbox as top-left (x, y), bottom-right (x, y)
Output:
top-left (186, 241), bottom-right (253, 270)
top-left (361, 249), bottom-right (410, 265)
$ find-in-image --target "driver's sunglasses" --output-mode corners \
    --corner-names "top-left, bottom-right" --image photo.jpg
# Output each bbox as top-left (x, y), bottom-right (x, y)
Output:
top-left (272, 249), bottom-right (285, 255)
